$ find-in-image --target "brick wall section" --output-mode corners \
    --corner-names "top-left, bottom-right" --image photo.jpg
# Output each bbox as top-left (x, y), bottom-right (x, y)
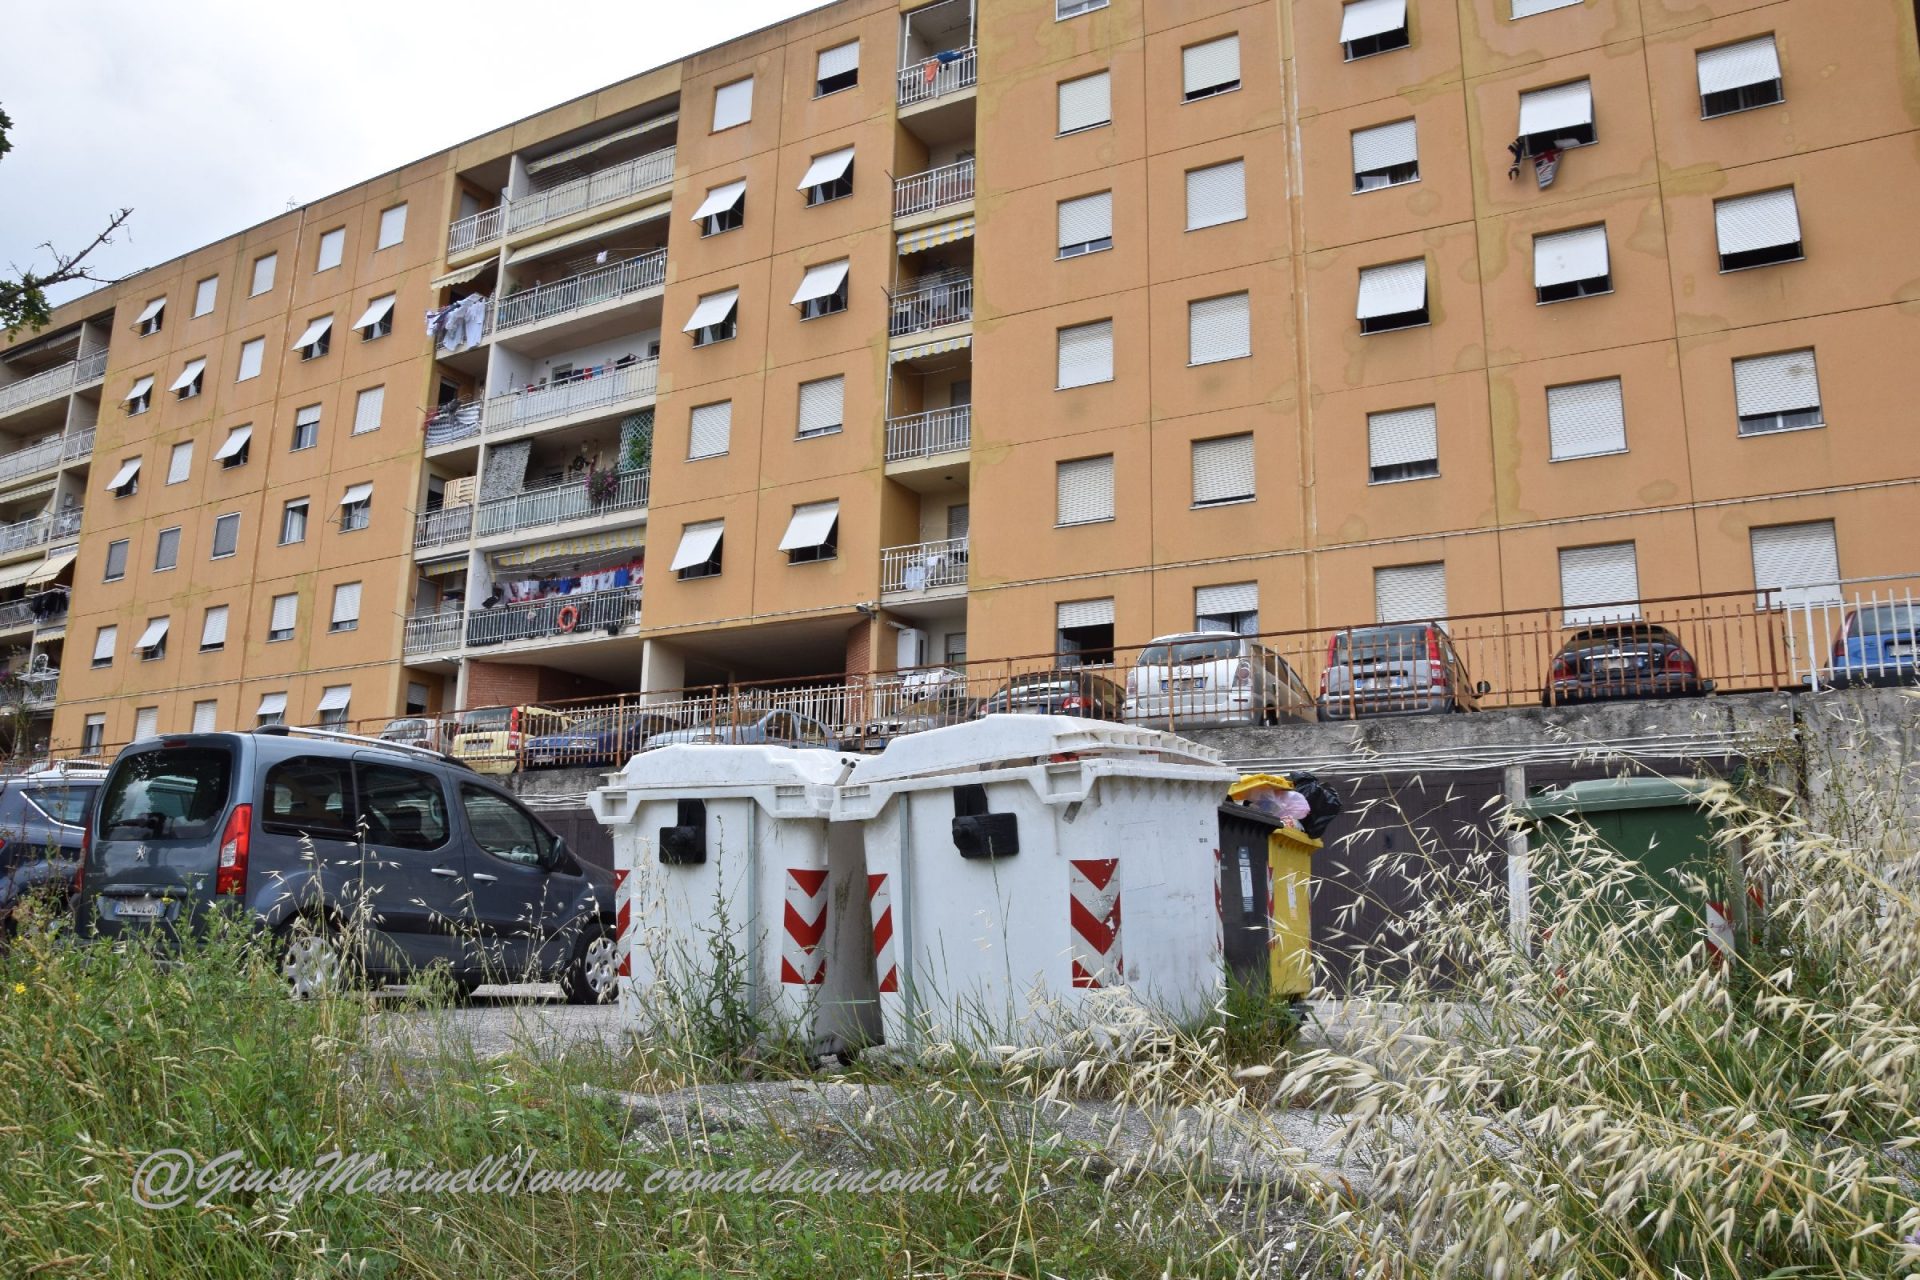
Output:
top-left (463, 660), bottom-right (617, 711)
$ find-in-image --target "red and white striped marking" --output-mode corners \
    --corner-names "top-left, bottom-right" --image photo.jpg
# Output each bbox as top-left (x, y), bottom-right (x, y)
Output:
top-left (613, 867), bottom-right (631, 979)
top-left (781, 867), bottom-right (829, 986)
top-left (867, 872), bottom-right (898, 993)
top-left (1069, 857), bottom-right (1122, 988)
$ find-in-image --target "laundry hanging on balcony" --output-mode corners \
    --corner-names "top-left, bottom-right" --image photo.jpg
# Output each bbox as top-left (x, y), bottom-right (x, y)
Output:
top-left (428, 293), bottom-right (489, 353)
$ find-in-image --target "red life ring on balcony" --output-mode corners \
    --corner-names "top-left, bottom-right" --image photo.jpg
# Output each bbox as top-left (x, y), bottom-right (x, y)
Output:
top-left (556, 605), bottom-right (580, 634)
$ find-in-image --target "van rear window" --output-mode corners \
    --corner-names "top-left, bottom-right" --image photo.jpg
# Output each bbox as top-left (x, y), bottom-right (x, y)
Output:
top-left (100, 748), bottom-right (233, 841)
top-left (1140, 638), bottom-right (1240, 666)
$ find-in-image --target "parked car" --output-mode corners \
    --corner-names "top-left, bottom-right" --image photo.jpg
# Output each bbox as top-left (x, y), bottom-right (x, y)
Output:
top-left (854, 669), bottom-right (978, 751)
top-left (71, 727), bottom-right (615, 1001)
top-left (1123, 632), bottom-right (1317, 728)
top-left (523, 710), bottom-right (683, 769)
top-left (1543, 623), bottom-right (1712, 705)
top-left (1319, 623), bottom-right (1487, 719)
top-left (379, 717), bottom-right (452, 753)
top-left (448, 705), bottom-right (562, 775)
top-left (0, 765), bottom-right (105, 937)
top-left (644, 707), bottom-right (838, 751)
top-left (977, 669), bottom-right (1126, 721)
top-left (1824, 602), bottom-right (1918, 686)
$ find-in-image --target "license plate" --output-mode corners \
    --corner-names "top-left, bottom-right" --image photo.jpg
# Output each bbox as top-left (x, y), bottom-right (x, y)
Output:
top-left (1601, 658), bottom-right (1635, 673)
top-left (115, 897), bottom-right (164, 919)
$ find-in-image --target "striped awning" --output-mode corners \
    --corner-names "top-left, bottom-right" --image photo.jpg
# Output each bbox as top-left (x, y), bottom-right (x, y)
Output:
top-left (492, 526), bottom-right (646, 570)
top-left (27, 550), bottom-right (75, 586)
top-left (0, 560), bottom-right (41, 591)
top-left (416, 554), bottom-right (468, 577)
top-left (525, 112), bottom-right (677, 175)
top-left (898, 215), bottom-right (976, 256)
top-left (431, 259), bottom-right (492, 290)
top-left (890, 333), bottom-right (973, 364)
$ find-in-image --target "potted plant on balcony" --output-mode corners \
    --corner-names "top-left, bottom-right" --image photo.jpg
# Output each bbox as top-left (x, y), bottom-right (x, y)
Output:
top-left (585, 466), bottom-right (619, 506)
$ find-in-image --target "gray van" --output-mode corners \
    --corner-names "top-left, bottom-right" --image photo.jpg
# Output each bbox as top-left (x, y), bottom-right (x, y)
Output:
top-left (72, 726), bottom-right (615, 1001)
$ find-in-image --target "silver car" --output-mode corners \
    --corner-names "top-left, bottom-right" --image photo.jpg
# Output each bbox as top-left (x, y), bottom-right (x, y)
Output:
top-left (1123, 632), bottom-right (1316, 728)
top-left (1318, 623), bottom-right (1485, 719)
top-left (644, 708), bottom-right (837, 751)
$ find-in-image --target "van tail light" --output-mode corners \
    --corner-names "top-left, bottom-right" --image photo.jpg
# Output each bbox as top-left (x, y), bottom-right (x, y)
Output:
top-left (1234, 659), bottom-right (1251, 688)
top-left (1320, 635), bottom-right (1339, 696)
top-left (1061, 695), bottom-right (1087, 712)
top-left (74, 825), bottom-right (88, 900)
top-left (1550, 655), bottom-right (1575, 682)
top-left (1663, 649), bottom-right (1697, 676)
top-left (1427, 627), bottom-right (1447, 688)
top-left (215, 804), bottom-right (251, 896)
top-left (1831, 612), bottom-right (1853, 662)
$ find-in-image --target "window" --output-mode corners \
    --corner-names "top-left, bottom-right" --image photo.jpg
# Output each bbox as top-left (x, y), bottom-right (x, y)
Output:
top-left (1734, 349), bottom-right (1823, 436)
top-left (103, 539), bottom-right (129, 582)
top-left (134, 708), bottom-right (159, 740)
top-left (281, 498), bottom-right (309, 544)
top-left (712, 77), bottom-right (754, 131)
top-left (780, 500), bottom-right (840, 564)
top-left (1352, 119), bottom-right (1419, 191)
top-left (107, 456), bottom-right (141, 497)
top-left (1341, 0), bottom-right (1409, 59)
top-left (354, 293), bottom-right (396, 340)
top-left (693, 179), bottom-right (746, 236)
top-left (1367, 405), bottom-right (1439, 483)
top-left (460, 786), bottom-right (552, 867)
top-left (1751, 520), bottom-right (1841, 608)
top-left (268, 594), bottom-right (298, 642)
top-left (358, 763), bottom-right (450, 851)
top-left (1559, 542), bottom-right (1641, 625)
top-left (1715, 188), bottom-right (1802, 271)
top-left (352, 385), bottom-right (385, 435)
top-left (1191, 433), bottom-right (1256, 507)
top-left (1698, 35), bottom-right (1783, 118)
top-left (236, 337), bottom-right (264, 381)
top-left (689, 401), bottom-right (732, 459)
top-left (215, 424), bottom-right (252, 469)
top-left (1534, 225), bottom-right (1612, 303)
top-left (1056, 454), bottom-right (1115, 526)
top-left (82, 714), bottom-right (105, 754)
top-left (1188, 293), bottom-right (1251, 365)
top-left (377, 203), bottom-right (408, 249)
top-left (1196, 582), bottom-right (1259, 636)
top-left (815, 40), bottom-right (859, 96)
top-left (1186, 159), bottom-right (1246, 230)
top-left (124, 377), bottom-right (153, 415)
top-left (293, 315), bottom-right (333, 361)
top-left (167, 441), bottom-right (194, 484)
top-left (406, 682), bottom-right (429, 715)
top-left (799, 147), bottom-right (855, 206)
top-left (797, 375), bottom-right (844, 437)
top-left (672, 520), bottom-right (725, 580)
top-left (154, 526), bottom-right (181, 572)
top-left (330, 581), bottom-right (362, 632)
top-left (1375, 562), bottom-right (1447, 624)
top-left (1517, 80), bottom-right (1595, 156)
top-left (91, 626), bottom-right (117, 669)
top-left (292, 404), bottom-right (320, 451)
top-left (1182, 35), bottom-right (1240, 102)
top-left (1058, 71), bottom-right (1111, 134)
top-left (1056, 598), bottom-right (1115, 664)
top-left (250, 253), bottom-right (276, 296)
top-left (315, 227), bottom-right (345, 272)
top-left (200, 605), bottom-right (229, 652)
top-left (1547, 378), bottom-right (1628, 460)
top-left (1057, 191), bottom-right (1113, 258)
top-left (193, 276), bottom-right (218, 317)
top-left (1356, 259), bottom-right (1429, 333)
top-left (211, 512), bottom-right (240, 559)
top-left (792, 259), bottom-right (850, 319)
top-left (135, 296), bottom-right (166, 336)
top-left (192, 701), bottom-right (218, 734)
top-left (1513, 0), bottom-right (1580, 16)
top-left (339, 482), bottom-right (373, 532)
top-left (257, 693), bottom-right (288, 727)
top-left (136, 617), bottom-right (169, 661)
top-left (684, 288), bottom-right (740, 346)
top-left (263, 756), bottom-right (355, 837)
top-left (1057, 319), bottom-right (1114, 388)
top-left (1058, 0), bottom-right (1107, 16)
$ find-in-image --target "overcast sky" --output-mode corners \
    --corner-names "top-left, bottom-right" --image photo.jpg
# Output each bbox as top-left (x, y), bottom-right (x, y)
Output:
top-left (0, 0), bottom-right (832, 307)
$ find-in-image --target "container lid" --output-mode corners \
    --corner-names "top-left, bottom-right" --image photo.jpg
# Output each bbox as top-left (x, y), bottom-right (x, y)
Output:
top-left (847, 713), bottom-right (1225, 786)
top-left (600, 743), bottom-right (856, 793)
top-left (1512, 775), bottom-right (1715, 819)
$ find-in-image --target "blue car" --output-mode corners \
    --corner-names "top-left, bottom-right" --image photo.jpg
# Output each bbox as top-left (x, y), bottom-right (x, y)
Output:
top-left (523, 711), bottom-right (681, 770)
top-left (0, 765), bottom-right (104, 937)
top-left (1826, 603), bottom-right (1918, 686)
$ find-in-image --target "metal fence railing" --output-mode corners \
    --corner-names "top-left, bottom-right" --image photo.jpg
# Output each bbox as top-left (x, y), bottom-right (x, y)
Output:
top-left (0, 349), bottom-right (107, 421)
top-left (893, 158), bottom-right (975, 219)
top-left (0, 425), bottom-right (92, 489)
top-left (402, 609), bottom-right (465, 659)
top-left (483, 358), bottom-right (657, 436)
top-left (447, 206), bottom-right (506, 255)
top-left (889, 275), bottom-right (972, 337)
top-left (413, 504), bottom-right (474, 551)
top-left (881, 535), bottom-right (968, 594)
top-left (424, 400), bottom-right (484, 449)
top-left (898, 47), bottom-right (977, 108)
top-left (491, 250), bottom-right (667, 334)
top-left (475, 469), bottom-right (648, 539)
top-left (884, 405), bottom-right (970, 462)
top-left (463, 584), bottom-right (643, 650)
top-left (507, 148), bottom-right (676, 237)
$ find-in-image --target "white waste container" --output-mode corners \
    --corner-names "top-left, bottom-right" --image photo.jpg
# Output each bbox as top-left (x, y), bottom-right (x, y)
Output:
top-left (587, 745), bottom-right (879, 1053)
top-left (831, 715), bottom-right (1238, 1050)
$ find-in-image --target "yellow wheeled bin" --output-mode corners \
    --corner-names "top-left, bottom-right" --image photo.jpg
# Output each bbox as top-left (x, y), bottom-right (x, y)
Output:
top-left (1219, 775), bottom-right (1320, 1000)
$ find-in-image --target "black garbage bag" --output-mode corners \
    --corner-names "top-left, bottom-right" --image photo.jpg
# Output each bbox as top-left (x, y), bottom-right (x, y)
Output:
top-left (1289, 772), bottom-right (1344, 841)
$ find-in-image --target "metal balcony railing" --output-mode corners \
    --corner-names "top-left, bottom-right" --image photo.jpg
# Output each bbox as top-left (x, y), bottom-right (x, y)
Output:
top-left (476, 469), bottom-right (648, 540)
top-left (491, 250), bottom-right (667, 334)
top-left (881, 535), bottom-right (969, 594)
top-left (61, 426), bottom-right (94, 462)
top-left (463, 585), bottom-right (642, 649)
top-left (898, 47), bottom-right (977, 108)
top-left (0, 515), bottom-right (55, 555)
top-left (0, 599), bottom-right (36, 631)
top-left (24, 678), bottom-right (56, 711)
top-left (447, 206), bottom-right (506, 255)
top-left (483, 357), bottom-right (658, 435)
top-left (402, 609), bottom-right (466, 658)
top-left (50, 508), bottom-right (81, 540)
top-left (889, 275), bottom-right (973, 337)
top-left (0, 349), bottom-right (108, 420)
top-left (0, 437), bottom-right (67, 488)
top-left (885, 405), bottom-right (971, 462)
top-left (893, 158), bottom-right (975, 219)
top-left (413, 504), bottom-right (474, 551)
top-left (507, 148), bottom-right (676, 237)
top-left (424, 400), bottom-right (484, 449)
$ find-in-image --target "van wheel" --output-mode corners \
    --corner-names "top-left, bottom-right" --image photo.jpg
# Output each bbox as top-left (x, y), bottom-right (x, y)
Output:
top-left (280, 921), bottom-right (355, 999)
top-left (561, 931), bottom-right (616, 1005)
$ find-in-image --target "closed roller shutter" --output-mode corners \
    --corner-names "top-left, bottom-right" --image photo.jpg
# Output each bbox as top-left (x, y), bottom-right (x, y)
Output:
top-left (1751, 520), bottom-right (1841, 607)
top-left (1733, 349), bottom-right (1821, 416)
top-left (1196, 582), bottom-right (1257, 616)
top-left (201, 606), bottom-right (229, 648)
top-left (1697, 36), bottom-right (1780, 96)
top-left (1058, 72), bottom-right (1111, 133)
top-left (331, 582), bottom-right (362, 626)
top-left (1057, 191), bottom-right (1112, 250)
top-left (1351, 119), bottom-right (1417, 174)
top-left (1188, 293), bottom-right (1251, 364)
top-left (1056, 455), bottom-right (1114, 525)
top-left (1559, 542), bottom-right (1641, 624)
top-left (1356, 259), bottom-right (1426, 319)
top-left (1374, 563), bottom-right (1447, 624)
top-left (1340, 0), bottom-right (1406, 42)
top-left (1185, 160), bottom-right (1246, 230)
top-left (271, 595), bottom-right (299, 633)
top-left (712, 78), bottom-right (753, 131)
top-left (797, 376), bottom-right (844, 435)
top-left (1547, 378), bottom-right (1627, 459)
top-left (689, 401), bottom-right (732, 459)
top-left (92, 627), bottom-right (117, 662)
top-left (192, 701), bottom-right (218, 733)
top-left (1182, 35), bottom-right (1240, 97)
top-left (1057, 319), bottom-right (1113, 388)
top-left (1715, 188), bottom-right (1800, 256)
top-left (353, 385), bottom-right (385, 435)
top-left (135, 708), bottom-right (159, 740)
top-left (1191, 433), bottom-right (1255, 505)
top-left (1518, 80), bottom-right (1593, 137)
top-left (1534, 225), bottom-right (1609, 287)
top-left (1367, 405), bottom-right (1437, 468)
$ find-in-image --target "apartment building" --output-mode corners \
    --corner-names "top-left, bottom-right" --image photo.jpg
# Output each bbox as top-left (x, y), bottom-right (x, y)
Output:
top-left (10, 0), bottom-right (1919, 753)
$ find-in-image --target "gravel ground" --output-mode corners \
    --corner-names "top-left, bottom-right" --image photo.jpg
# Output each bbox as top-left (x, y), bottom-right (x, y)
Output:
top-left (371, 985), bottom-right (629, 1060)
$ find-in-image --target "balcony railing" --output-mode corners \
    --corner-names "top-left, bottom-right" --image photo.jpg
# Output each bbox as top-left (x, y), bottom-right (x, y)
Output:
top-left (24, 678), bottom-right (57, 711)
top-left (464, 585), bottom-right (642, 649)
top-left (885, 405), bottom-right (971, 462)
top-left (62, 427), bottom-right (94, 462)
top-left (414, 504), bottom-right (474, 551)
top-left (50, 508), bottom-right (81, 540)
top-left (507, 148), bottom-right (676, 238)
top-left (403, 609), bottom-right (465, 658)
top-left (894, 158), bottom-right (975, 219)
top-left (447, 206), bottom-right (506, 255)
top-left (492, 250), bottom-right (667, 334)
top-left (0, 349), bottom-right (108, 420)
top-left (0, 514), bottom-right (59, 555)
top-left (899, 47), bottom-right (977, 108)
top-left (483, 358), bottom-right (658, 435)
top-left (476, 469), bottom-right (648, 540)
top-left (889, 275), bottom-right (973, 338)
top-left (881, 535), bottom-right (969, 594)
top-left (0, 599), bottom-right (35, 631)
top-left (424, 400), bottom-right (484, 449)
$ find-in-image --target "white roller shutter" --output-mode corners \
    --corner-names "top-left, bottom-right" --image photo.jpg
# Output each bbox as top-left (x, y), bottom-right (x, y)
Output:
top-left (671, 520), bottom-right (725, 572)
top-left (1057, 319), bottom-right (1114, 388)
top-left (1196, 582), bottom-right (1258, 616)
top-left (316, 229), bottom-right (344, 271)
top-left (778, 500), bottom-right (840, 552)
top-left (1356, 259), bottom-right (1426, 319)
top-left (194, 277), bottom-right (218, 316)
top-left (1715, 188), bottom-right (1800, 256)
top-left (692, 180), bottom-right (746, 221)
top-left (1375, 562), bottom-right (1447, 624)
top-left (1182, 35), bottom-right (1240, 97)
top-left (331, 582), bottom-right (362, 626)
top-left (92, 627), bottom-right (117, 662)
top-left (1056, 455), bottom-right (1115, 525)
top-left (1559, 543), bottom-right (1641, 624)
top-left (251, 254), bottom-right (276, 296)
top-left (689, 401), bottom-right (732, 459)
top-left (816, 40), bottom-right (859, 81)
top-left (1057, 598), bottom-right (1114, 629)
top-left (192, 701), bottom-right (218, 733)
top-left (1185, 160), bottom-right (1246, 230)
top-left (1697, 36), bottom-right (1780, 96)
top-left (270, 595), bottom-right (299, 633)
top-left (257, 692), bottom-right (288, 718)
top-left (1751, 521), bottom-right (1841, 607)
top-left (339, 482), bottom-right (373, 507)
top-left (797, 376), bottom-right (844, 435)
top-left (712, 77), bottom-right (754, 131)
top-left (1518, 80), bottom-right (1593, 137)
top-left (378, 204), bottom-right (407, 248)
top-left (1513, 0), bottom-right (1580, 17)
top-left (1188, 293), bottom-right (1251, 365)
top-left (797, 147), bottom-right (855, 191)
top-left (353, 386), bottom-right (385, 434)
top-left (1341, 0), bottom-right (1406, 42)
top-left (1733, 350), bottom-right (1821, 416)
top-left (1534, 225), bottom-right (1609, 287)
top-left (201, 605), bottom-right (229, 648)
top-left (1547, 378), bottom-right (1627, 459)
top-left (683, 288), bottom-right (739, 333)
top-left (135, 708), bottom-right (159, 740)
top-left (1058, 72), bottom-right (1111, 133)
top-left (1352, 119), bottom-right (1418, 174)
top-left (167, 441), bottom-right (194, 483)
top-left (1368, 406), bottom-right (1438, 469)
top-left (791, 259), bottom-right (850, 306)
top-left (237, 339), bottom-right (264, 381)
top-left (316, 685), bottom-right (352, 713)
top-left (1192, 433), bottom-right (1255, 505)
top-left (1057, 191), bottom-right (1112, 250)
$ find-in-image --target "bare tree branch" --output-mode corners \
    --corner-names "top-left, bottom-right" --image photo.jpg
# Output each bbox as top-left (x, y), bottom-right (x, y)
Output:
top-left (0, 103), bottom-right (135, 337)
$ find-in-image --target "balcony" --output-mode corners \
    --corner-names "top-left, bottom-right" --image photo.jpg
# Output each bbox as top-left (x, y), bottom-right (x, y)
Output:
top-left (403, 609), bottom-right (465, 659)
top-left (889, 275), bottom-right (973, 338)
top-left (483, 357), bottom-right (657, 436)
top-left (0, 350), bottom-right (108, 422)
top-left (491, 250), bottom-right (666, 336)
top-left (0, 427), bottom-right (91, 490)
top-left (464, 585), bottom-right (641, 649)
top-left (476, 469), bottom-right (648, 541)
top-left (414, 504), bottom-right (474, 551)
top-left (23, 677), bottom-right (57, 712)
top-left (881, 536), bottom-right (969, 595)
top-left (0, 599), bottom-right (34, 631)
top-left (424, 400), bottom-right (483, 450)
top-left (894, 159), bottom-right (974, 220)
top-left (448, 206), bottom-right (506, 256)
top-left (0, 513), bottom-right (69, 556)
top-left (898, 47), bottom-right (976, 108)
top-left (885, 406), bottom-right (971, 463)
top-left (507, 148), bottom-right (676, 239)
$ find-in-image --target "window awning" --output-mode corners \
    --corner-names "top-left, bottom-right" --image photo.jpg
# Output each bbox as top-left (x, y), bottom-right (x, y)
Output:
top-left (797, 147), bottom-right (855, 191)
top-left (135, 297), bottom-right (166, 324)
top-left (26, 550), bottom-right (75, 586)
top-left (1534, 225), bottom-right (1609, 287)
top-left (671, 521), bottom-right (725, 572)
top-left (1518, 80), bottom-right (1593, 137)
top-left (890, 333), bottom-right (972, 364)
top-left (0, 560), bottom-right (41, 591)
top-left (292, 315), bottom-right (334, 350)
top-left (257, 692), bottom-right (288, 716)
top-left (897, 216), bottom-right (975, 256)
top-left (340, 482), bottom-right (373, 506)
top-left (354, 295), bottom-right (396, 329)
top-left (778, 500), bottom-right (840, 551)
top-left (417, 553), bottom-right (468, 576)
top-left (692, 180), bottom-right (747, 221)
top-left (137, 618), bottom-right (170, 649)
top-left (123, 376), bottom-right (154, 403)
top-left (316, 686), bottom-right (352, 712)
top-left (213, 425), bottom-right (253, 460)
top-left (1340, 0), bottom-right (1406, 41)
top-left (431, 259), bottom-right (491, 290)
top-left (106, 458), bottom-right (142, 489)
top-left (791, 260), bottom-right (850, 306)
top-left (1356, 259), bottom-right (1427, 319)
top-left (683, 289), bottom-right (739, 333)
top-left (490, 526), bottom-right (645, 571)
top-left (168, 358), bottom-right (206, 392)
top-left (525, 111), bottom-right (677, 175)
